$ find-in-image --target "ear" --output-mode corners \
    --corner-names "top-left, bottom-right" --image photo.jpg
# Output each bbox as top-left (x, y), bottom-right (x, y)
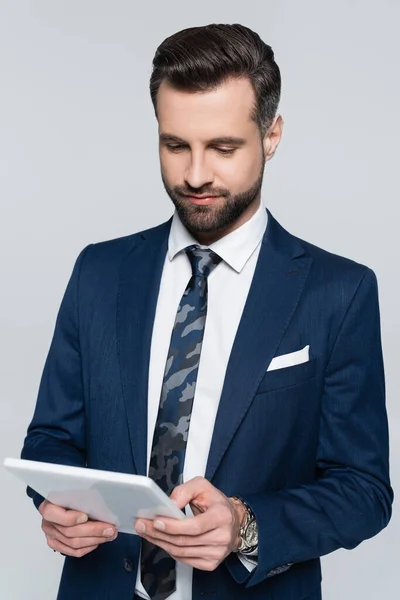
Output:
top-left (263, 114), bottom-right (284, 162)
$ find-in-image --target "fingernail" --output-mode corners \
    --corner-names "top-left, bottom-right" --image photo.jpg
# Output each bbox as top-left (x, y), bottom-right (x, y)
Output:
top-left (76, 515), bottom-right (88, 524)
top-left (135, 522), bottom-right (146, 534)
top-left (103, 527), bottom-right (114, 537)
top-left (153, 520), bottom-right (165, 531)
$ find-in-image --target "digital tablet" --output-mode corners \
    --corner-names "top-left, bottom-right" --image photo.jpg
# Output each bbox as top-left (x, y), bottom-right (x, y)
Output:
top-left (3, 457), bottom-right (185, 534)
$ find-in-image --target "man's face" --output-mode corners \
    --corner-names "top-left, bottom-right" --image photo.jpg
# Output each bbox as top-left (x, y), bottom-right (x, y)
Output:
top-left (156, 77), bottom-right (282, 241)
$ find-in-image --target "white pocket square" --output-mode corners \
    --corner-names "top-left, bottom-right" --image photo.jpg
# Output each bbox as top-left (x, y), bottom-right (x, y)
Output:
top-left (267, 345), bottom-right (310, 372)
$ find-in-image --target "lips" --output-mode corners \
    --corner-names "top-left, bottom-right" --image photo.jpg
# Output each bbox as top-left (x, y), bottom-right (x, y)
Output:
top-left (184, 195), bottom-right (218, 199)
top-left (183, 194), bottom-right (221, 205)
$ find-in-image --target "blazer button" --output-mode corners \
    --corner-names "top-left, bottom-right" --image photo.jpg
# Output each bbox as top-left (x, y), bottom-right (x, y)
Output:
top-left (123, 557), bottom-right (134, 573)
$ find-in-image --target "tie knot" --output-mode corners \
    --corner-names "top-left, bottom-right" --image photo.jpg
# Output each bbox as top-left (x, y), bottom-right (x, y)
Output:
top-left (184, 245), bottom-right (222, 278)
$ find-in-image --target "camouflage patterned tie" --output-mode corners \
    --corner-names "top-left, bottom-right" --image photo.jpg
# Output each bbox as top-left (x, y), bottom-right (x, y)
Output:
top-left (140, 244), bottom-right (222, 600)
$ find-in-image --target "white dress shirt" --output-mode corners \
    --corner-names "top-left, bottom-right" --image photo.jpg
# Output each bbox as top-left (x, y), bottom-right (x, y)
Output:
top-left (134, 200), bottom-right (268, 599)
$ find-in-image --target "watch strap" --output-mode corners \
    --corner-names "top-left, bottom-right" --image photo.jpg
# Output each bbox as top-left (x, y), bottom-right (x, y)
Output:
top-left (231, 496), bottom-right (258, 553)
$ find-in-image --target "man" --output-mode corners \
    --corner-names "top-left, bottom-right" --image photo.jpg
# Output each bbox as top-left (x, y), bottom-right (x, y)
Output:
top-left (21, 23), bottom-right (393, 600)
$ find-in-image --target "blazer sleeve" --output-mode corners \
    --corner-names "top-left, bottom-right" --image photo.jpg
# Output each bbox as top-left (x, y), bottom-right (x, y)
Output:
top-left (20, 245), bottom-right (92, 510)
top-left (226, 267), bottom-right (393, 587)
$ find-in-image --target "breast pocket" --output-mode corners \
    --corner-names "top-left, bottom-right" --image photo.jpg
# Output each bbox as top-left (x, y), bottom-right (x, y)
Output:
top-left (256, 358), bottom-right (317, 394)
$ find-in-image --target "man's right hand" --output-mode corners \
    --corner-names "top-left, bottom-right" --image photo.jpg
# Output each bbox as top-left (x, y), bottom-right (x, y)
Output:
top-left (39, 499), bottom-right (118, 557)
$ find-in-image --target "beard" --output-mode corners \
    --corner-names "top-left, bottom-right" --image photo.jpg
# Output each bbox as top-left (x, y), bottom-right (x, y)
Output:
top-left (161, 158), bottom-right (265, 235)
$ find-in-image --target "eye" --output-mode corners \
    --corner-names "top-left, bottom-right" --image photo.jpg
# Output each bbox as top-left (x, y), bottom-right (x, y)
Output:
top-left (166, 144), bottom-right (187, 152)
top-left (215, 147), bottom-right (236, 155)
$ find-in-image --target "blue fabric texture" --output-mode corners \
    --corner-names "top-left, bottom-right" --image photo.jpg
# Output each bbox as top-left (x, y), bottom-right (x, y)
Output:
top-left (20, 209), bottom-right (393, 600)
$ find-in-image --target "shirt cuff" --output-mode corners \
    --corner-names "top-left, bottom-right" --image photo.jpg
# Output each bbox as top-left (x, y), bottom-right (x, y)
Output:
top-left (237, 552), bottom-right (258, 572)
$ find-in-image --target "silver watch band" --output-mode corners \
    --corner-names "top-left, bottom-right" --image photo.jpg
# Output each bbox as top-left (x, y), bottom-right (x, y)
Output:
top-left (232, 496), bottom-right (258, 553)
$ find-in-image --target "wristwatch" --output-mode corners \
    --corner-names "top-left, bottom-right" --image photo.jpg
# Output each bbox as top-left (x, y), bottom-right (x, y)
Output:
top-left (231, 496), bottom-right (258, 554)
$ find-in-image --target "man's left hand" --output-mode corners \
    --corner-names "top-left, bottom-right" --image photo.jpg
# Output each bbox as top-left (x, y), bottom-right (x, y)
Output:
top-left (134, 477), bottom-right (246, 571)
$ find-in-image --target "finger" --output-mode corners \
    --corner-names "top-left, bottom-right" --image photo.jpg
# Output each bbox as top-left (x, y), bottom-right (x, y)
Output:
top-left (51, 520), bottom-right (117, 539)
top-left (46, 534), bottom-right (99, 558)
top-left (42, 521), bottom-right (117, 548)
top-left (170, 556), bottom-right (220, 572)
top-left (40, 501), bottom-right (89, 527)
top-left (136, 504), bottom-right (228, 537)
top-left (136, 516), bottom-right (231, 547)
top-left (169, 476), bottom-right (214, 510)
top-left (140, 533), bottom-right (224, 562)
top-left (137, 526), bottom-right (230, 548)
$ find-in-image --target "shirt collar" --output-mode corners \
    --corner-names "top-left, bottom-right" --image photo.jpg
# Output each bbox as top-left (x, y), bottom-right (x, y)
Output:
top-left (167, 200), bottom-right (268, 273)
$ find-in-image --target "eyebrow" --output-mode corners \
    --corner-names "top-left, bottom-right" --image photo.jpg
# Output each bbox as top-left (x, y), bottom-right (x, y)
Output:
top-left (159, 133), bottom-right (246, 146)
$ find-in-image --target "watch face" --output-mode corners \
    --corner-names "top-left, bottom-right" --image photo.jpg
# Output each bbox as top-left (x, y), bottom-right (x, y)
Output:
top-left (245, 519), bottom-right (258, 547)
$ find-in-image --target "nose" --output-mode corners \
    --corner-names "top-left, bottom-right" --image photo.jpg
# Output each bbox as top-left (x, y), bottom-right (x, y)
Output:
top-left (184, 151), bottom-right (214, 190)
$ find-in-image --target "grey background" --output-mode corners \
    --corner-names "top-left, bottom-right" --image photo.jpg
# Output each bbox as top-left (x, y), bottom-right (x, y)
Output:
top-left (1, 1), bottom-right (398, 598)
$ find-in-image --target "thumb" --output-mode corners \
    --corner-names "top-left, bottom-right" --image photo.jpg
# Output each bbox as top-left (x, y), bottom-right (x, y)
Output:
top-left (169, 476), bottom-right (210, 510)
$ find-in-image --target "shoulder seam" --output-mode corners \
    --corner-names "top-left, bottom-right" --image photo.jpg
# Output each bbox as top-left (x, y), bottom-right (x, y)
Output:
top-left (325, 267), bottom-right (373, 370)
top-left (75, 244), bottom-right (94, 341)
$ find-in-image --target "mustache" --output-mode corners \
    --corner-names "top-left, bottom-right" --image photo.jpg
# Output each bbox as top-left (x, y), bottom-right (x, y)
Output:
top-left (175, 187), bottom-right (229, 197)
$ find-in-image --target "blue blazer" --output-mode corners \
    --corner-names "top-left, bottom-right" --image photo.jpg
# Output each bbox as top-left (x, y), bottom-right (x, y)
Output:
top-left (21, 209), bottom-right (393, 600)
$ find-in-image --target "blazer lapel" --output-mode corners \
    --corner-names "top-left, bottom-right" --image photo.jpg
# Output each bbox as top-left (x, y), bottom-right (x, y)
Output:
top-left (116, 220), bottom-right (171, 475)
top-left (205, 210), bottom-right (313, 482)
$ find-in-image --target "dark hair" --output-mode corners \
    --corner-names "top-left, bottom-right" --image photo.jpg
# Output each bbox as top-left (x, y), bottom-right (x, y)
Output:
top-left (150, 24), bottom-right (281, 136)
